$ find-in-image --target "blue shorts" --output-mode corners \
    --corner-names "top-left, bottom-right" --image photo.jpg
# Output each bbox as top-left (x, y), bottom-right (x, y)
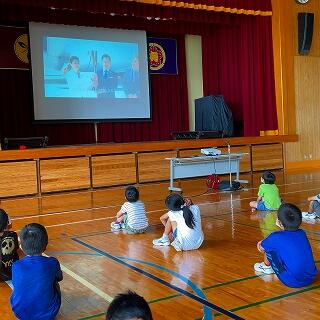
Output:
top-left (256, 201), bottom-right (268, 211)
top-left (173, 229), bottom-right (177, 238)
top-left (256, 202), bottom-right (276, 211)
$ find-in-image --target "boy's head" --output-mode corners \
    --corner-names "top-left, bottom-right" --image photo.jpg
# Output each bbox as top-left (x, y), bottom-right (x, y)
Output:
top-left (106, 291), bottom-right (153, 320)
top-left (262, 171), bottom-right (276, 184)
top-left (20, 223), bottom-right (48, 255)
top-left (277, 203), bottom-right (302, 231)
top-left (125, 186), bottom-right (139, 203)
top-left (0, 208), bottom-right (9, 232)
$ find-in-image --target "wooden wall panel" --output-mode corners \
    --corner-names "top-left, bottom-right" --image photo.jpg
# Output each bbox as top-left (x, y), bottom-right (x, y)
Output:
top-left (0, 161), bottom-right (37, 197)
top-left (272, 0), bottom-right (320, 164)
top-left (252, 144), bottom-right (283, 171)
top-left (285, 57), bottom-right (320, 163)
top-left (138, 151), bottom-right (177, 182)
top-left (179, 146), bottom-right (251, 172)
top-left (40, 157), bottom-right (90, 193)
top-left (92, 154), bottom-right (136, 187)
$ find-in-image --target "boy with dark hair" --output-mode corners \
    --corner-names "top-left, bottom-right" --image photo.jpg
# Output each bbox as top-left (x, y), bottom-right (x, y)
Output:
top-left (254, 203), bottom-right (318, 287)
top-left (10, 223), bottom-right (63, 319)
top-left (250, 171), bottom-right (281, 212)
top-left (0, 208), bottom-right (19, 281)
top-left (106, 290), bottom-right (153, 320)
top-left (111, 186), bottom-right (148, 234)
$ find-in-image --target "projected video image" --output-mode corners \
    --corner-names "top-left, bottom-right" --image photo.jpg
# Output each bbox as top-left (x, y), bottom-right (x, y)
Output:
top-left (43, 37), bottom-right (140, 99)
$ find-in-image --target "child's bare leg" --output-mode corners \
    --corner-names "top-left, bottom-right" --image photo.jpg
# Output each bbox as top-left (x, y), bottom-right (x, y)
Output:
top-left (163, 219), bottom-right (174, 235)
top-left (115, 215), bottom-right (125, 223)
top-left (264, 253), bottom-right (270, 266)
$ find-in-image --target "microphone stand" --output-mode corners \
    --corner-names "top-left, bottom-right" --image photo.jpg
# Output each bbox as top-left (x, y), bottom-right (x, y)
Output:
top-left (221, 141), bottom-right (233, 192)
top-left (227, 141), bottom-right (232, 190)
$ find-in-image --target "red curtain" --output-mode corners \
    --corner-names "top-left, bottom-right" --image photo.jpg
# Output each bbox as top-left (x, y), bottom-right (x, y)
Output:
top-left (0, 0), bottom-right (275, 144)
top-left (202, 15), bottom-right (277, 136)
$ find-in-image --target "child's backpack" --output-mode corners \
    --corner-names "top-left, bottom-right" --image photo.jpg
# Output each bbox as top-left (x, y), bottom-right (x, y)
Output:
top-left (206, 174), bottom-right (220, 189)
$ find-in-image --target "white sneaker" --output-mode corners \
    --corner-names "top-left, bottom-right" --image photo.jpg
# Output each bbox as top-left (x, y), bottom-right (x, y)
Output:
top-left (152, 236), bottom-right (170, 246)
top-left (111, 222), bottom-right (122, 230)
top-left (254, 262), bottom-right (275, 275)
top-left (171, 238), bottom-right (182, 251)
top-left (302, 212), bottom-right (317, 219)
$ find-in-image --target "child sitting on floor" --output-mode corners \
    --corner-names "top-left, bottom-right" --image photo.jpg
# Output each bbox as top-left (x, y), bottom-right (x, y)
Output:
top-left (302, 193), bottom-right (320, 220)
top-left (254, 203), bottom-right (318, 288)
top-left (153, 194), bottom-right (204, 251)
top-left (111, 186), bottom-right (149, 234)
top-left (250, 171), bottom-right (281, 212)
top-left (10, 223), bottom-right (63, 319)
top-left (0, 208), bottom-right (19, 281)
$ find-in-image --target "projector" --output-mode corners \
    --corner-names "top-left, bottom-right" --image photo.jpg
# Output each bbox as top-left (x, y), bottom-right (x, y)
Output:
top-left (201, 148), bottom-right (221, 156)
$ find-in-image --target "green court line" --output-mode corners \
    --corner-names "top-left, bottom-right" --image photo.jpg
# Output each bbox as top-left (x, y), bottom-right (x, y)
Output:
top-left (78, 274), bottom-right (259, 320)
top-left (79, 312), bottom-right (105, 320)
top-left (213, 283), bottom-right (320, 317)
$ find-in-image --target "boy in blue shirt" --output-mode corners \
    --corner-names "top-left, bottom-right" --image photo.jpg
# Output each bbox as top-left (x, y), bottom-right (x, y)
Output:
top-left (10, 223), bottom-right (63, 320)
top-left (254, 203), bottom-right (318, 288)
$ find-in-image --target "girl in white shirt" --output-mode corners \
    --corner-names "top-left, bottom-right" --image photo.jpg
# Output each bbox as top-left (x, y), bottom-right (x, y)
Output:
top-left (153, 194), bottom-right (204, 251)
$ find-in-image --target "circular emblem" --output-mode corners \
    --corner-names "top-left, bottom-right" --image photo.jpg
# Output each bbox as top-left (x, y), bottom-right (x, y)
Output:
top-left (149, 42), bottom-right (166, 71)
top-left (14, 34), bottom-right (29, 63)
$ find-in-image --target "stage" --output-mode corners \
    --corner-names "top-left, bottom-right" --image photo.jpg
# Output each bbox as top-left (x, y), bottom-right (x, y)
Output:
top-left (0, 135), bottom-right (297, 198)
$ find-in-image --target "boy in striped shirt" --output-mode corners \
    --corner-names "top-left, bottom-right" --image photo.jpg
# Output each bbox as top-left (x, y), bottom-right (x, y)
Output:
top-left (111, 186), bottom-right (148, 233)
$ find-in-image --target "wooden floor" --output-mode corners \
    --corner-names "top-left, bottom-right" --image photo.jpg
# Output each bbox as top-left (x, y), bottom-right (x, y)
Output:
top-left (2, 169), bottom-right (320, 320)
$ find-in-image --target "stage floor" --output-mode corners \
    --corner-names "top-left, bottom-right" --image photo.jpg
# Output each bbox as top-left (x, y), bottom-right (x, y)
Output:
top-left (2, 169), bottom-right (320, 320)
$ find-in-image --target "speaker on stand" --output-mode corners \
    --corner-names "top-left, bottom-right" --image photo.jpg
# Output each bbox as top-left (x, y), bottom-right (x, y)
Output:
top-left (298, 12), bottom-right (314, 55)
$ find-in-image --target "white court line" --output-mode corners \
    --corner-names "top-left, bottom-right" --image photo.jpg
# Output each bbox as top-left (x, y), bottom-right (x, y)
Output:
top-left (9, 175), bottom-right (320, 221)
top-left (43, 254), bottom-right (113, 302)
top-left (11, 186), bottom-right (320, 229)
top-left (11, 207), bottom-right (166, 221)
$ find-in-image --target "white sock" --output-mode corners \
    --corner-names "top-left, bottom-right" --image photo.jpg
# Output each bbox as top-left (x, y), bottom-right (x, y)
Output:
top-left (162, 234), bottom-right (169, 240)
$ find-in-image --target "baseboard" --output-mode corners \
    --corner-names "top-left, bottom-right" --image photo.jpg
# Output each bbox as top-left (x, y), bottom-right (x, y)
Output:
top-left (286, 160), bottom-right (320, 170)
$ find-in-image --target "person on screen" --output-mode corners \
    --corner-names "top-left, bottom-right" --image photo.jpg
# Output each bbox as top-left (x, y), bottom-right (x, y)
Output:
top-left (96, 54), bottom-right (118, 98)
top-left (64, 56), bottom-right (97, 95)
top-left (123, 56), bottom-right (140, 98)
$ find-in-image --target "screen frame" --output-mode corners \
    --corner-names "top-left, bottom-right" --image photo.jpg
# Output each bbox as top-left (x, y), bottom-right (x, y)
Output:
top-left (29, 22), bottom-right (152, 123)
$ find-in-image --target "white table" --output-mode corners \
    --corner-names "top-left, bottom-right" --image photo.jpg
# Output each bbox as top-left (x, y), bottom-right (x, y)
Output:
top-left (167, 153), bottom-right (247, 191)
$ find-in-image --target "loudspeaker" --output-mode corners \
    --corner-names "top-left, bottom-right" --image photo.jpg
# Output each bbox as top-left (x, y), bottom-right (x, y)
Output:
top-left (3, 136), bottom-right (49, 150)
top-left (298, 12), bottom-right (314, 55)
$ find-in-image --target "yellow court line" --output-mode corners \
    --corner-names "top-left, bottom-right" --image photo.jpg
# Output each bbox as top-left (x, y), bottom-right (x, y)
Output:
top-left (44, 254), bottom-right (113, 302)
top-left (5, 256), bottom-right (113, 302)
top-left (6, 254), bottom-right (113, 302)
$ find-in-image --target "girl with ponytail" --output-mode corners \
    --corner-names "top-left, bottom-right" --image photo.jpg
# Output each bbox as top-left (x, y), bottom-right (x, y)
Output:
top-left (152, 194), bottom-right (204, 251)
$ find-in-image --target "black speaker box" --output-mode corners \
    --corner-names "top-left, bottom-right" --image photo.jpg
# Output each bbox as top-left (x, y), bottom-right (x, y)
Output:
top-left (298, 12), bottom-right (314, 55)
top-left (3, 136), bottom-right (49, 150)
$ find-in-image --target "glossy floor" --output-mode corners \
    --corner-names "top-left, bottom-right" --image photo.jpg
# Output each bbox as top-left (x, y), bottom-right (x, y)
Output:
top-left (2, 170), bottom-right (320, 319)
